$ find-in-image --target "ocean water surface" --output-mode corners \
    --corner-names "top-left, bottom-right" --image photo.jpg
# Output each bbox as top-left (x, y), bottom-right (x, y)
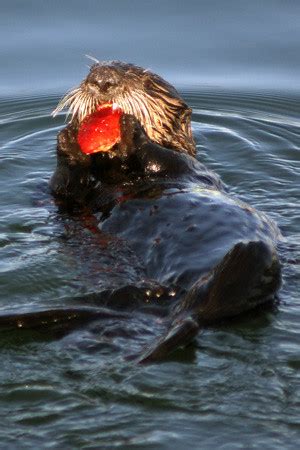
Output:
top-left (0, 1), bottom-right (299, 449)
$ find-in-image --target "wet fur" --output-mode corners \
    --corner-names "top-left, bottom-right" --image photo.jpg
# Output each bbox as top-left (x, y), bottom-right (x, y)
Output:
top-left (53, 61), bottom-right (196, 155)
top-left (0, 62), bottom-right (282, 362)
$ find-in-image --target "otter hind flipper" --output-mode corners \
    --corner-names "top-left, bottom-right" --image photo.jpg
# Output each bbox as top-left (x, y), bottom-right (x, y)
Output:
top-left (137, 316), bottom-right (199, 364)
top-left (137, 241), bottom-right (281, 364)
top-left (181, 240), bottom-right (281, 325)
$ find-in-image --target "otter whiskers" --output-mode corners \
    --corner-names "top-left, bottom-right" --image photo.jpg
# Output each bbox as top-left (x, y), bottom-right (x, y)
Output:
top-left (52, 61), bottom-right (196, 154)
top-left (52, 86), bottom-right (98, 123)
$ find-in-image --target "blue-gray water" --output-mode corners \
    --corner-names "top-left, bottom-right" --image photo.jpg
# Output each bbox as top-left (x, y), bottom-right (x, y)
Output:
top-left (0, 1), bottom-right (299, 449)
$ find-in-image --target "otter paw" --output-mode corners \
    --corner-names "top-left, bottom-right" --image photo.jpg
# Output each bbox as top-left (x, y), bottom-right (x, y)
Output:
top-left (57, 125), bottom-right (91, 165)
top-left (118, 114), bottom-right (148, 158)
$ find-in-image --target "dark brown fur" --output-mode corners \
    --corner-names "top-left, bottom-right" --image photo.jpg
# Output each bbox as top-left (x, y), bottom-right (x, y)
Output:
top-left (0, 62), bottom-right (281, 363)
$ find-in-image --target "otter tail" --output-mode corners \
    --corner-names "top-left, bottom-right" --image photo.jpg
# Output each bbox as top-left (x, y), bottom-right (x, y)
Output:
top-left (139, 240), bottom-right (281, 363)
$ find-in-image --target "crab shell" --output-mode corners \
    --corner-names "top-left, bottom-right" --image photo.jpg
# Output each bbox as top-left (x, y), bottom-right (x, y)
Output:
top-left (77, 103), bottom-right (122, 154)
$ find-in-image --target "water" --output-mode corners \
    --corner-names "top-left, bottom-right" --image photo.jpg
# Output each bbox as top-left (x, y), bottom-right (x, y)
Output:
top-left (1, 1), bottom-right (300, 449)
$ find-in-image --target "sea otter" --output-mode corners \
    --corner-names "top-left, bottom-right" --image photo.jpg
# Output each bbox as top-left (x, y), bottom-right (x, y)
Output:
top-left (0, 61), bottom-right (281, 362)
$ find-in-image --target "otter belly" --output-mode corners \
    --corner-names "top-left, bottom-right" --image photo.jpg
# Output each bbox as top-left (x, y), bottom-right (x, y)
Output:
top-left (99, 184), bottom-right (280, 290)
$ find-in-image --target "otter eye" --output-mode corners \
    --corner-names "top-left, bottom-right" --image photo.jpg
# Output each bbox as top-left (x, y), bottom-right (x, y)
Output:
top-left (101, 81), bottom-right (113, 91)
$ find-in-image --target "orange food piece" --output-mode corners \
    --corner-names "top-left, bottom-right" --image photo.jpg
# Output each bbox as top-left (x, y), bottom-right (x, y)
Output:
top-left (77, 103), bottom-right (122, 154)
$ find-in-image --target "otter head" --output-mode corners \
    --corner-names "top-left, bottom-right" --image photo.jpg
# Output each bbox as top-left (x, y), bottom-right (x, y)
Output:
top-left (53, 60), bottom-right (196, 156)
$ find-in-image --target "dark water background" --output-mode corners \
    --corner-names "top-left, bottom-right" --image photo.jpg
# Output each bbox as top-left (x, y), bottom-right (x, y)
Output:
top-left (0, 1), bottom-right (299, 449)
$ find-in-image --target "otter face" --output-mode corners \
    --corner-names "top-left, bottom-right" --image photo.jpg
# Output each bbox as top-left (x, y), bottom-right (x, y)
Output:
top-left (53, 60), bottom-right (196, 155)
top-left (84, 63), bottom-right (126, 101)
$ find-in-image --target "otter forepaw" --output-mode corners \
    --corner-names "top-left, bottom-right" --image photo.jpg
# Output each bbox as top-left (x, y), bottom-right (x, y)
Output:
top-left (118, 114), bottom-right (148, 158)
top-left (57, 125), bottom-right (91, 166)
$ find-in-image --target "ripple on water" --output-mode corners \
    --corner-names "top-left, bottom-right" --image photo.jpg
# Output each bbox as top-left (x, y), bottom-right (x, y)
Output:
top-left (0, 90), bottom-right (299, 449)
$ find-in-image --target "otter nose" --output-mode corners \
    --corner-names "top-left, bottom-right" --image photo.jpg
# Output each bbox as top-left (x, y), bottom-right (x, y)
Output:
top-left (86, 67), bottom-right (118, 93)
